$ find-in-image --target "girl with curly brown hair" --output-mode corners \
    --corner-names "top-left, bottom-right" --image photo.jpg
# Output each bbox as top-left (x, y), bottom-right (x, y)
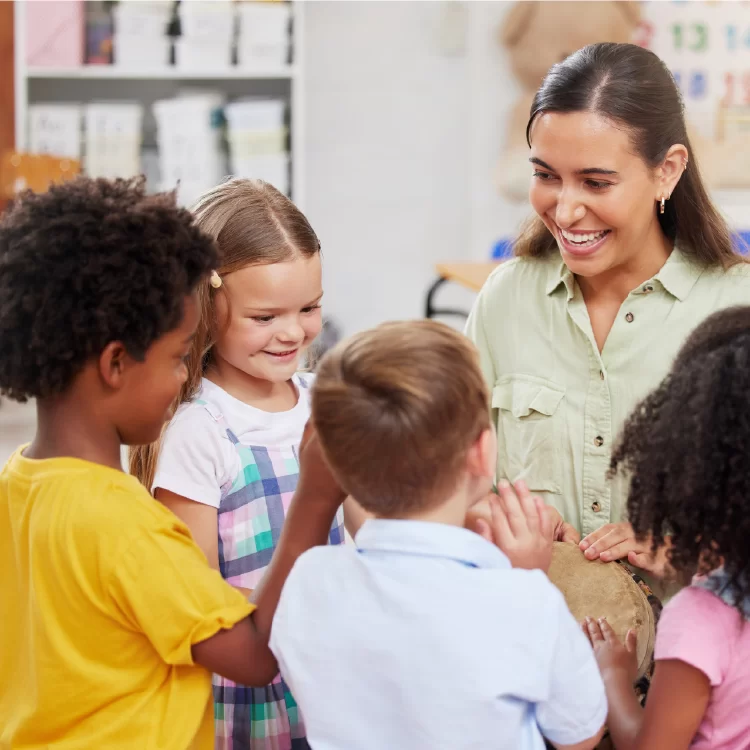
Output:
top-left (585, 306), bottom-right (750, 750)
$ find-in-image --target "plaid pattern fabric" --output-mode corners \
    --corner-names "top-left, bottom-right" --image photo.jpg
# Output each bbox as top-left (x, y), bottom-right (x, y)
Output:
top-left (200, 394), bottom-right (345, 750)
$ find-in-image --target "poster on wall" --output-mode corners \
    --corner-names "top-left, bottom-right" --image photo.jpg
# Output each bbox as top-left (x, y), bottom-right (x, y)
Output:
top-left (638, 0), bottom-right (750, 189)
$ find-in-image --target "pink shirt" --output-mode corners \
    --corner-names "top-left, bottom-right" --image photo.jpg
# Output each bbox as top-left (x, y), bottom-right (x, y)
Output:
top-left (655, 584), bottom-right (750, 749)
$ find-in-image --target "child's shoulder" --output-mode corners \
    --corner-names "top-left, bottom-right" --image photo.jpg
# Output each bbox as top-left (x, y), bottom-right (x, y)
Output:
top-left (165, 381), bottom-right (233, 443)
top-left (83, 467), bottom-right (181, 532)
top-left (13, 458), bottom-right (180, 546)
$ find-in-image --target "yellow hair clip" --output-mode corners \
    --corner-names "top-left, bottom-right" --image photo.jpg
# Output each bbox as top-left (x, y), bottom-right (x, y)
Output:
top-left (210, 270), bottom-right (223, 289)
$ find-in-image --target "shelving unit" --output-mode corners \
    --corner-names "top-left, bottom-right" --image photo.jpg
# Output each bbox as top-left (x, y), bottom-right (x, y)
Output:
top-left (25, 65), bottom-right (299, 80)
top-left (13, 1), bottom-right (306, 208)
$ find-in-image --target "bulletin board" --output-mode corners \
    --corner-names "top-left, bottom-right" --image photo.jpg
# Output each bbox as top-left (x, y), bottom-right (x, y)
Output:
top-left (638, 1), bottom-right (750, 152)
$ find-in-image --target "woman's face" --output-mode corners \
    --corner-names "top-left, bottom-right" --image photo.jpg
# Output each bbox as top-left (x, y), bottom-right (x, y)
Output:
top-left (528, 111), bottom-right (664, 279)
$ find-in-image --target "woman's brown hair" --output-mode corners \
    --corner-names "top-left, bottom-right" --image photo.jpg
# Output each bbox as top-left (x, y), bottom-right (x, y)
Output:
top-left (130, 178), bottom-right (321, 490)
top-left (516, 42), bottom-right (743, 268)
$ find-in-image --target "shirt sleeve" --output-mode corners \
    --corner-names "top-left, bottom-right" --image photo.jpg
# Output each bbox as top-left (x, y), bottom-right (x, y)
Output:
top-left (654, 586), bottom-right (731, 687)
top-left (153, 406), bottom-right (233, 508)
top-left (535, 590), bottom-right (608, 746)
top-left (108, 516), bottom-right (254, 666)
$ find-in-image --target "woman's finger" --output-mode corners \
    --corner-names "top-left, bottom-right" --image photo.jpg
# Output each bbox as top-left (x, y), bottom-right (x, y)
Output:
top-left (560, 522), bottom-right (581, 545)
top-left (580, 523), bottom-right (616, 551)
top-left (599, 537), bottom-right (646, 562)
top-left (585, 526), bottom-right (633, 560)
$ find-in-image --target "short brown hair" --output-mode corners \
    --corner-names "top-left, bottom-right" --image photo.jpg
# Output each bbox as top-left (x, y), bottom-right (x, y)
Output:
top-left (312, 320), bottom-right (490, 516)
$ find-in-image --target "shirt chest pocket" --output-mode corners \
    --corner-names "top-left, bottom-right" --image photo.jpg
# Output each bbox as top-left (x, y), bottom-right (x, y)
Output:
top-left (492, 376), bottom-right (565, 495)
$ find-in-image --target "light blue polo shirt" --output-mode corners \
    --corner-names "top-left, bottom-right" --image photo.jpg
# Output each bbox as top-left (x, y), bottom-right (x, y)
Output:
top-left (270, 519), bottom-right (607, 749)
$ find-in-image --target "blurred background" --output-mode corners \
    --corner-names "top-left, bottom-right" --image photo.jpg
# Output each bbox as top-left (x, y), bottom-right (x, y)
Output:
top-left (2, 0), bottom-right (750, 461)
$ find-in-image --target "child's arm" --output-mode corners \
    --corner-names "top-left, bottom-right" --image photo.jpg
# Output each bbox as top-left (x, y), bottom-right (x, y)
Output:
top-left (191, 424), bottom-right (346, 684)
top-left (156, 490), bottom-right (253, 598)
top-left (531, 585), bottom-right (608, 750)
top-left (586, 618), bottom-right (710, 750)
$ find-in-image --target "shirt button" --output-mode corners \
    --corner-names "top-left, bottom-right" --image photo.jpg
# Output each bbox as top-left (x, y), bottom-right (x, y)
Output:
top-left (592, 501), bottom-right (602, 513)
top-left (644, 284), bottom-right (654, 293)
top-left (594, 435), bottom-right (604, 447)
top-left (625, 312), bottom-right (634, 323)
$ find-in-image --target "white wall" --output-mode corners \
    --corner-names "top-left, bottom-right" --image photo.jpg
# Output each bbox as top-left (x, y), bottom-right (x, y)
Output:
top-left (304, 1), bottom-right (525, 337)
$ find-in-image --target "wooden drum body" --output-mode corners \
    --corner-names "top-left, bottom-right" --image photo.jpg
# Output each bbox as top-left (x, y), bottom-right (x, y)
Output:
top-left (547, 542), bottom-right (661, 680)
top-left (544, 543), bottom-right (663, 750)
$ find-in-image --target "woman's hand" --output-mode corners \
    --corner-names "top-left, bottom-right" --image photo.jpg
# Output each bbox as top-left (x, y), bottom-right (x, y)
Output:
top-left (542, 505), bottom-right (581, 544)
top-left (584, 616), bottom-right (638, 685)
top-left (580, 523), bottom-right (675, 577)
top-left (580, 522), bottom-right (649, 563)
top-left (473, 480), bottom-right (554, 572)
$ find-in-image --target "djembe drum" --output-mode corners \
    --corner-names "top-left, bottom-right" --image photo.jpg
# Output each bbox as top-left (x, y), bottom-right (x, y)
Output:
top-left (545, 542), bottom-right (663, 750)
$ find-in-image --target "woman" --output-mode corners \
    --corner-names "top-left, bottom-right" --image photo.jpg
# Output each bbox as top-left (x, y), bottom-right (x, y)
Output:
top-left (466, 42), bottom-right (750, 586)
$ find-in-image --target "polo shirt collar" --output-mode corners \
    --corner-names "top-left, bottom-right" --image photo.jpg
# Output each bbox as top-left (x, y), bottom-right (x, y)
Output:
top-left (355, 518), bottom-right (511, 570)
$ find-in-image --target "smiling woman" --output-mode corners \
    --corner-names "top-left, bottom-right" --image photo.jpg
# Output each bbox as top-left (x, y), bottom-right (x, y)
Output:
top-left (466, 42), bottom-right (750, 596)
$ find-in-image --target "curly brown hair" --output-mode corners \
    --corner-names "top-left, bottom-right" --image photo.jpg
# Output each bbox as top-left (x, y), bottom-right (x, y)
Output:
top-left (610, 306), bottom-right (750, 610)
top-left (0, 176), bottom-right (218, 402)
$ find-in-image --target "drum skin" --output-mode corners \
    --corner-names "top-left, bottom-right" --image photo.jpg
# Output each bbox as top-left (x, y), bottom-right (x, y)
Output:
top-left (547, 542), bottom-right (657, 679)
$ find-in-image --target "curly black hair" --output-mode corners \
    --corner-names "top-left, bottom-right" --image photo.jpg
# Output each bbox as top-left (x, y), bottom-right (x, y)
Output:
top-left (0, 176), bottom-right (218, 401)
top-left (610, 306), bottom-right (750, 610)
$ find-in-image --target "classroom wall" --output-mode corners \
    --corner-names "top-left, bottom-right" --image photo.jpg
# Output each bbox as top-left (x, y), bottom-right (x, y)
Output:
top-left (304, 1), bottom-right (494, 336)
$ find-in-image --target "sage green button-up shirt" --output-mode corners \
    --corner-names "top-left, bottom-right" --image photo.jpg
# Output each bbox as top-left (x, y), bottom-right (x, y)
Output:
top-left (466, 247), bottom-right (750, 537)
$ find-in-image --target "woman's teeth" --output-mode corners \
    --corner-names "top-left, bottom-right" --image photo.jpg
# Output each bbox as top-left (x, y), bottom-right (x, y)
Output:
top-left (560, 229), bottom-right (609, 245)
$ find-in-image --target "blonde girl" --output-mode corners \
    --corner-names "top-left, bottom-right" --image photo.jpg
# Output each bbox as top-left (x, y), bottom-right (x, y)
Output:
top-left (131, 179), bottom-right (346, 750)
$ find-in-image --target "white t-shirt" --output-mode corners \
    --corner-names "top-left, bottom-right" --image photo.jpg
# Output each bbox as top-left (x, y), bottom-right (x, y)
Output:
top-left (153, 373), bottom-right (313, 507)
top-left (271, 519), bottom-right (607, 750)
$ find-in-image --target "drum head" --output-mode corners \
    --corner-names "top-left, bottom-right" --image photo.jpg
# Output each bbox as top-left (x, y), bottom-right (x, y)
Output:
top-left (547, 542), bottom-right (656, 678)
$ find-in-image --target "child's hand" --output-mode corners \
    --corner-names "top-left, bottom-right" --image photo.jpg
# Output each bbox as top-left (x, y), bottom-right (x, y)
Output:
top-left (474, 480), bottom-right (554, 572)
top-left (584, 616), bottom-right (638, 684)
top-left (296, 421), bottom-right (347, 512)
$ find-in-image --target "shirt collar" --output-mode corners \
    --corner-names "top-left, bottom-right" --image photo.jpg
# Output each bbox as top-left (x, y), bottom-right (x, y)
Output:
top-left (544, 242), bottom-right (704, 302)
top-left (354, 518), bottom-right (511, 570)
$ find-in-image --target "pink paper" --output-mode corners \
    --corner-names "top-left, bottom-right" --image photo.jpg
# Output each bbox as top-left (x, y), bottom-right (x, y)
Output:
top-left (26, 0), bottom-right (84, 68)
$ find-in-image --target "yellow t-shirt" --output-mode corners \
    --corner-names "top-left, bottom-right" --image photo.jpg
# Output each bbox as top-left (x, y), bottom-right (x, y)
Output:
top-left (0, 448), bottom-right (254, 750)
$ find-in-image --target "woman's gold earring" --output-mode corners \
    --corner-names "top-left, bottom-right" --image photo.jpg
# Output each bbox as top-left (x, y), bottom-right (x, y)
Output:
top-left (660, 196), bottom-right (665, 215)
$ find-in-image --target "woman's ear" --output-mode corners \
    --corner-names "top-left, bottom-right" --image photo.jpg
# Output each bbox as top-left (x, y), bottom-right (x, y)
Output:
top-left (657, 143), bottom-right (690, 201)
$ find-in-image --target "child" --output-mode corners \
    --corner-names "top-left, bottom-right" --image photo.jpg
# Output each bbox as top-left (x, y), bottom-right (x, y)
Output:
top-left (585, 305), bottom-right (750, 750)
top-left (0, 177), bottom-right (345, 750)
top-left (130, 178), bottom-right (346, 750)
top-left (270, 320), bottom-right (607, 750)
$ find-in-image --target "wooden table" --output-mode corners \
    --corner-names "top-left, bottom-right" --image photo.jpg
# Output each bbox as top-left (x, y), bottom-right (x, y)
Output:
top-left (425, 262), bottom-right (500, 319)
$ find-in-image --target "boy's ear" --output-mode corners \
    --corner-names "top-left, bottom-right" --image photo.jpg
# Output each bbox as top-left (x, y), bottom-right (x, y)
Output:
top-left (464, 427), bottom-right (497, 480)
top-left (98, 341), bottom-right (131, 390)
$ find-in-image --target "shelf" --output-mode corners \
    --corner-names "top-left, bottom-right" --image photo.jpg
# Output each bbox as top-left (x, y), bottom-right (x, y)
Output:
top-left (26, 65), bottom-right (298, 80)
